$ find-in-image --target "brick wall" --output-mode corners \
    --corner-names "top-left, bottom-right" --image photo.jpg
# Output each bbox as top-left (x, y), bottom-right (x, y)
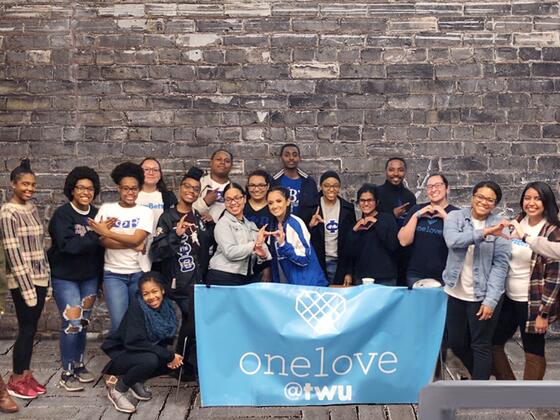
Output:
top-left (1, 1), bottom-right (560, 334)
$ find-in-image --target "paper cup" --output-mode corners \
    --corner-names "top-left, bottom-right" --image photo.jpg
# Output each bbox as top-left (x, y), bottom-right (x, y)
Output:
top-left (362, 278), bottom-right (376, 285)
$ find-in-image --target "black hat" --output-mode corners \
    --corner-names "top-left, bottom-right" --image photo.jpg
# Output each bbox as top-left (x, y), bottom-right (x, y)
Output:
top-left (184, 167), bottom-right (203, 182)
top-left (320, 170), bottom-right (340, 184)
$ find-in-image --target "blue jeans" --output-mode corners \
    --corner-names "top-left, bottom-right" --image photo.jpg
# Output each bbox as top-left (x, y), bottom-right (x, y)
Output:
top-left (103, 271), bottom-right (143, 333)
top-left (52, 277), bottom-right (98, 371)
top-left (325, 258), bottom-right (337, 285)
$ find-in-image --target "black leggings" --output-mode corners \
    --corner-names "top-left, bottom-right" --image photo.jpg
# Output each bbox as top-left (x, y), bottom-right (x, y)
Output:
top-left (11, 287), bottom-right (47, 374)
top-left (107, 352), bottom-right (170, 388)
top-left (493, 295), bottom-right (545, 356)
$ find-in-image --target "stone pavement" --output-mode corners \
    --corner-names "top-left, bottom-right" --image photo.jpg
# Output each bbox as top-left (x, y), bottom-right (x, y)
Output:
top-left (1, 336), bottom-right (560, 420)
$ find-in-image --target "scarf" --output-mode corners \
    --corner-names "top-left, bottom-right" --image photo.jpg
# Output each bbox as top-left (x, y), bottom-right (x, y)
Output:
top-left (136, 294), bottom-right (177, 343)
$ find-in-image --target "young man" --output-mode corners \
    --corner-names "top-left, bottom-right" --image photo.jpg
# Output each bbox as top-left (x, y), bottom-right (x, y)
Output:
top-left (272, 144), bottom-right (318, 218)
top-left (375, 157), bottom-right (417, 286)
top-left (193, 149), bottom-right (233, 222)
top-left (150, 167), bottom-right (214, 380)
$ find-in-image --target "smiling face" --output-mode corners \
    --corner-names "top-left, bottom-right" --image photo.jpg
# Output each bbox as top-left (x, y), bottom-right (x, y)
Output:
top-left (358, 191), bottom-right (376, 217)
top-left (72, 178), bottom-right (95, 209)
top-left (247, 175), bottom-right (269, 201)
top-left (12, 173), bottom-right (36, 204)
top-left (522, 187), bottom-right (544, 221)
top-left (179, 177), bottom-right (201, 205)
top-left (118, 176), bottom-right (140, 207)
top-left (267, 190), bottom-right (290, 221)
top-left (320, 177), bottom-right (340, 202)
top-left (141, 280), bottom-right (164, 310)
top-left (471, 186), bottom-right (497, 220)
top-left (280, 146), bottom-right (300, 171)
top-left (426, 175), bottom-right (448, 204)
top-left (210, 151), bottom-right (233, 179)
top-left (385, 159), bottom-right (406, 186)
top-left (224, 187), bottom-right (246, 219)
top-left (141, 159), bottom-right (161, 189)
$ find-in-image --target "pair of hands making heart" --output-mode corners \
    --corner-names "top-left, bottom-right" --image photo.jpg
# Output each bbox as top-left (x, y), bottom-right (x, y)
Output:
top-left (416, 204), bottom-right (448, 219)
top-left (483, 219), bottom-right (527, 240)
top-left (353, 214), bottom-right (377, 232)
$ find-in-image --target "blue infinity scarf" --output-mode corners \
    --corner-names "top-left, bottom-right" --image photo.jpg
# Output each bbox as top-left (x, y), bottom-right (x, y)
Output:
top-left (136, 294), bottom-right (177, 343)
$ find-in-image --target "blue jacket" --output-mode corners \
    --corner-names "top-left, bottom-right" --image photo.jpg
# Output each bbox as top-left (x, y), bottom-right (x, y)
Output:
top-left (442, 207), bottom-right (512, 309)
top-left (269, 215), bottom-right (328, 287)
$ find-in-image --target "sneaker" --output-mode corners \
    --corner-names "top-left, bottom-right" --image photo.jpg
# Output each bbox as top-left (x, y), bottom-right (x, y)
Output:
top-left (6, 375), bottom-right (37, 400)
top-left (74, 363), bottom-right (95, 384)
top-left (107, 387), bottom-right (136, 414)
top-left (59, 372), bottom-right (84, 392)
top-left (23, 372), bottom-right (46, 395)
top-left (129, 382), bottom-right (152, 401)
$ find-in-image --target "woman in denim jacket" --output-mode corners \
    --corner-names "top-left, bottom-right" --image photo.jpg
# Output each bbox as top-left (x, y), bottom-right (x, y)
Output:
top-left (442, 181), bottom-right (512, 380)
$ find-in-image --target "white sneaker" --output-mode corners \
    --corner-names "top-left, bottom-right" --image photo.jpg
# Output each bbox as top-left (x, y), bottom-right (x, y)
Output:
top-left (107, 387), bottom-right (136, 414)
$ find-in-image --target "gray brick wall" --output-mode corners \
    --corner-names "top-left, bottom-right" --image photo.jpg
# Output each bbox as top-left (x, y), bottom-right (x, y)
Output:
top-left (1, 1), bottom-right (560, 334)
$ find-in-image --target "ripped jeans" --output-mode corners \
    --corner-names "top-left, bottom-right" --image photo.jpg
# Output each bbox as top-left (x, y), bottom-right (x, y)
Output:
top-left (52, 277), bottom-right (98, 372)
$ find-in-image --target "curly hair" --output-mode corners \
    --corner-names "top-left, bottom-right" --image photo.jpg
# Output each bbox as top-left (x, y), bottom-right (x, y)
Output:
top-left (110, 161), bottom-right (144, 187)
top-left (63, 166), bottom-right (101, 200)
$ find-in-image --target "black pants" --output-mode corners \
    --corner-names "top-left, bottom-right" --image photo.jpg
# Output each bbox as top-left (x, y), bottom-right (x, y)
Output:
top-left (446, 295), bottom-right (503, 380)
top-left (206, 269), bottom-right (248, 286)
top-left (493, 295), bottom-right (545, 356)
top-left (107, 351), bottom-right (170, 388)
top-left (11, 286), bottom-right (47, 374)
top-left (171, 285), bottom-right (197, 375)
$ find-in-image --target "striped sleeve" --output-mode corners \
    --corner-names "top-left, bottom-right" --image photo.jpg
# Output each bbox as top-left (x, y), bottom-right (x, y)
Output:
top-left (0, 210), bottom-right (37, 307)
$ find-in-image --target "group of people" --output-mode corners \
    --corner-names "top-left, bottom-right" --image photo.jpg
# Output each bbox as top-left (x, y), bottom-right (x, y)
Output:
top-left (0, 143), bottom-right (559, 414)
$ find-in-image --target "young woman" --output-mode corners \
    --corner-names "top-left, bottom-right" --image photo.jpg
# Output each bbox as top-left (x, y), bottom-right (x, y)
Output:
top-left (342, 184), bottom-right (399, 286)
top-left (244, 169), bottom-right (273, 282)
top-left (443, 181), bottom-right (511, 380)
top-left (101, 272), bottom-right (182, 414)
top-left (0, 159), bottom-right (50, 400)
top-left (266, 186), bottom-right (328, 286)
top-left (398, 174), bottom-right (459, 288)
top-left (137, 157), bottom-right (177, 272)
top-left (88, 162), bottom-right (154, 332)
top-left (48, 167), bottom-right (109, 391)
top-left (206, 183), bottom-right (269, 286)
top-left (492, 182), bottom-right (560, 380)
top-left (301, 171), bottom-right (356, 285)
top-left (151, 167), bottom-right (213, 379)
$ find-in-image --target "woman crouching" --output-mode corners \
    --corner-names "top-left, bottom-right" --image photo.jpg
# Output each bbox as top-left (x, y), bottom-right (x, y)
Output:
top-left (101, 272), bottom-right (182, 414)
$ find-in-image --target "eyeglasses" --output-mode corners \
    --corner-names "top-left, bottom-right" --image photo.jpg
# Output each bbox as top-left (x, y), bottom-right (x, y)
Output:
top-left (74, 185), bottom-right (94, 193)
top-left (359, 199), bottom-right (375, 204)
top-left (225, 196), bottom-right (244, 204)
top-left (181, 184), bottom-right (200, 193)
top-left (143, 167), bottom-right (160, 173)
top-left (322, 184), bottom-right (340, 190)
top-left (248, 184), bottom-right (268, 189)
top-left (426, 182), bottom-right (445, 190)
top-left (473, 193), bottom-right (496, 205)
top-left (120, 186), bottom-right (139, 193)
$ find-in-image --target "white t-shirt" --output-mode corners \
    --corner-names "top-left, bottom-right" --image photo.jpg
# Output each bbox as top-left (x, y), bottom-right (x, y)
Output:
top-left (445, 218), bottom-right (485, 302)
top-left (321, 197), bottom-right (340, 259)
top-left (95, 202), bottom-right (154, 274)
top-left (136, 190), bottom-right (164, 271)
top-left (506, 217), bottom-right (545, 302)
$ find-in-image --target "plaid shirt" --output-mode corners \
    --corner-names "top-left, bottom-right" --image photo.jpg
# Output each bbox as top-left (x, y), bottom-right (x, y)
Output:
top-left (522, 216), bottom-right (560, 334)
top-left (0, 202), bottom-right (50, 307)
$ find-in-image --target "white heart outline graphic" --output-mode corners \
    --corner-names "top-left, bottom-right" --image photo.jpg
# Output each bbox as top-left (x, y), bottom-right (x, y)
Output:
top-left (295, 290), bottom-right (346, 334)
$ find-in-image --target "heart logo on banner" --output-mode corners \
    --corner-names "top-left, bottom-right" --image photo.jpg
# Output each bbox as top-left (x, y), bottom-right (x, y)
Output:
top-left (295, 290), bottom-right (346, 334)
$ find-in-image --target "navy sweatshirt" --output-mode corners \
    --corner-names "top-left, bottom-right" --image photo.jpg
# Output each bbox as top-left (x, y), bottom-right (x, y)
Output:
top-left (47, 202), bottom-right (103, 281)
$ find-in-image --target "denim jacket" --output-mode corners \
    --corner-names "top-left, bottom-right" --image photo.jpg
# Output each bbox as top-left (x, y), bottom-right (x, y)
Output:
top-left (443, 207), bottom-right (512, 309)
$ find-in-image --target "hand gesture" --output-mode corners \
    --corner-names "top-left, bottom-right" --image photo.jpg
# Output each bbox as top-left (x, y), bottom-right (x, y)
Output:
top-left (203, 188), bottom-right (219, 206)
top-left (254, 225), bottom-right (268, 258)
top-left (483, 220), bottom-right (510, 239)
top-left (476, 304), bottom-right (494, 321)
top-left (88, 216), bottom-right (112, 237)
top-left (507, 219), bottom-right (525, 240)
top-left (431, 205), bottom-right (448, 219)
top-left (267, 223), bottom-right (286, 246)
top-left (416, 205), bottom-right (434, 219)
top-left (176, 214), bottom-right (196, 237)
top-left (393, 202), bottom-right (410, 219)
top-left (309, 207), bottom-right (324, 228)
top-left (353, 216), bottom-right (376, 232)
top-left (167, 353), bottom-right (184, 369)
top-left (200, 212), bottom-right (214, 224)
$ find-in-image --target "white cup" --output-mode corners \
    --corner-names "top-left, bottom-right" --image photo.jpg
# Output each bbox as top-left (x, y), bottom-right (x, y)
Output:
top-left (362, 278), bottom-right (376, 285)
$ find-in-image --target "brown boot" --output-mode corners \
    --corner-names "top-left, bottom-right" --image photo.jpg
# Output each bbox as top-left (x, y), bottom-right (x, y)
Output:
top-left (492, 345), bottom-right (516, 380)
top-left (0, 375), bottom-right (19, 413)
top-left (523, 352), bottom-right (546, 380)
